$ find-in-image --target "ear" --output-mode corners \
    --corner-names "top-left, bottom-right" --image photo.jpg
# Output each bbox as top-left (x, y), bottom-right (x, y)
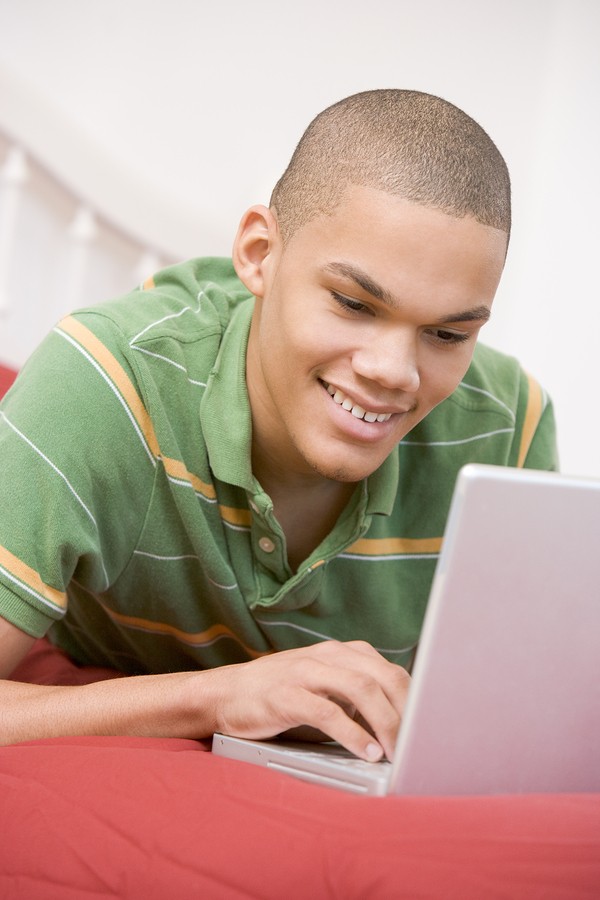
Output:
top-left (232, 205), bottom-right (281, 299)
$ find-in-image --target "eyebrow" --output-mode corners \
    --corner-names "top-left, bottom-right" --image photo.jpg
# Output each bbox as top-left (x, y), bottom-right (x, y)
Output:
top-left (322, 261), bottom-right (491, 325)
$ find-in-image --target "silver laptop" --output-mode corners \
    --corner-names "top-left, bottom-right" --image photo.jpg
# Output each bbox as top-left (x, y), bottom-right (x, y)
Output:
top-left (212, 464), bottom-right (600, 795)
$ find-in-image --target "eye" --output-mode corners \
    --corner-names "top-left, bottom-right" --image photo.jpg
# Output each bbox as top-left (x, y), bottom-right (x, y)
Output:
top-left (427, 328), bottom-right (471, 346)
top-left (330, 291), bottom-right (371, 315)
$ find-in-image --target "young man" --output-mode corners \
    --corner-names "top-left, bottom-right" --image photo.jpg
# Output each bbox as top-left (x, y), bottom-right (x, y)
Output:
top-left (0, 90), bottom-right (557, 760)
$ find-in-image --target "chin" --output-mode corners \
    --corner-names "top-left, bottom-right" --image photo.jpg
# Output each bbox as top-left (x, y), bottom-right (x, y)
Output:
top-left (296, 434), bottom-right (396, 484)
top-left (308, 455), bottom-right (383, 484)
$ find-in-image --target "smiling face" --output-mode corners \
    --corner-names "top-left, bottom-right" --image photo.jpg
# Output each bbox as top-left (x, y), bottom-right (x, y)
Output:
top-left (236, 185), bottom-right (508, 487)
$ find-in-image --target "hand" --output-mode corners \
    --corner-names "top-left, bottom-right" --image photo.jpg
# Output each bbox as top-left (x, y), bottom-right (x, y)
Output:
top-left (204, 640), bottom-right (410, 762)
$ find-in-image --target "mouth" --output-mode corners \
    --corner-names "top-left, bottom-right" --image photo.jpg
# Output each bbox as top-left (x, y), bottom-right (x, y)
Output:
top-left (321, 381), bottom-right (393, 423)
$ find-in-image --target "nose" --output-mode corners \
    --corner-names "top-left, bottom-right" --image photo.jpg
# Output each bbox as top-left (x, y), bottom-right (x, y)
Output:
top-left (352, 327), bottom-right (420, 393)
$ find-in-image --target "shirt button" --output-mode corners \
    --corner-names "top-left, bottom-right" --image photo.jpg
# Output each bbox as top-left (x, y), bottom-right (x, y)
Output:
top-left (258, 536), bottom-right (276, 554)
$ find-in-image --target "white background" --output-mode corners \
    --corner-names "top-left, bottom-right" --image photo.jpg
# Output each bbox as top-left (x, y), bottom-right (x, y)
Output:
top-left (0, 0), bottom-right (599, 475)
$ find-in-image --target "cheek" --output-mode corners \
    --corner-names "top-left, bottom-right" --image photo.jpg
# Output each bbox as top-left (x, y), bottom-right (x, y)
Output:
top-left (265, 309), bottom-right (338, 371)
top-left (257, 314), bottom-right (318, 401)
top-left (260, 290), bottom-right (306, 348)
top-left (422, 349), bottom-right (475, 402)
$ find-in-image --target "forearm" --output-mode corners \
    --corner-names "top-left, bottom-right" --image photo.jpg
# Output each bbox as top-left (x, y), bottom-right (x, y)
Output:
top-left (0, 641), bottom-right (410, 761)
top-left (0, 670), bottom-right (221, 746)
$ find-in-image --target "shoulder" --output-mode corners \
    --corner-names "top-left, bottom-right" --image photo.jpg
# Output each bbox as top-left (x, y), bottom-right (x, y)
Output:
top-left (452, 342), bottom-right (531, 411)
top-left (43, 257), bottom-right (253, 397)
top-left (402, 341), bottom-right (557, 469)
top-left (71, 257), bottom-right (253, 345)
top-left (442, 342), bottom-right (552, 425)
top-left (410, 342), bottom-right (532, 440)
top-left (5, 258), bottom-right (253, 445)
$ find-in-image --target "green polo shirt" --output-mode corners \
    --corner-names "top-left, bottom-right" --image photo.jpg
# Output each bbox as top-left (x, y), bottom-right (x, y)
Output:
top-left (0, 258), bottom-right (558, 673)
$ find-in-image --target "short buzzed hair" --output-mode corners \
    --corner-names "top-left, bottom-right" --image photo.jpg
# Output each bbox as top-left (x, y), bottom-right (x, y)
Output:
top-left (270, 89), bottom-right (511, 243)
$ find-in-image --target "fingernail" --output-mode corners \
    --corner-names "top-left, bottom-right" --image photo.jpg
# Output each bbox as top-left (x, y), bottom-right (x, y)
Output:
top-left (365, 742), bottom-right (383, 762)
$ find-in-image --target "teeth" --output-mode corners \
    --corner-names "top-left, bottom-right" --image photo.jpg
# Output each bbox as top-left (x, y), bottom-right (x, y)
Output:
top-left (325, 382), bottom-right (392, 423)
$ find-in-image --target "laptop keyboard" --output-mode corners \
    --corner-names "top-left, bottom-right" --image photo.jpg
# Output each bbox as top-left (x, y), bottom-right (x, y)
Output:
top-left (284, 745), bottom-right (392, 770)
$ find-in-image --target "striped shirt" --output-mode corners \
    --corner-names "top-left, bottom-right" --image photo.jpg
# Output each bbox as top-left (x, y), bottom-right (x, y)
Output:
top-left (0, 258), bottom-right (558, 673)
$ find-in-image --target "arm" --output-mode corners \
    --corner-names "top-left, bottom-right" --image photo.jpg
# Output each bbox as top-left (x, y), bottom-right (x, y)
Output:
top-left (1, 617), bottom-right (409, 761)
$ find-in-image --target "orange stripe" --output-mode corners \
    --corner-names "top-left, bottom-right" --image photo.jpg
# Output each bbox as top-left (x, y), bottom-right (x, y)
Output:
top-left (142, 276), bottom-right (156, 291)
top-left (59, 316), bottom-right (160, 457)
top-left (0, 545), bottom-right (67, 610)
top-left (99, 603), bottom-right (269, 659)
top-left (218, 505), bottom-right (252, 527)
top-left (517, 374), bottom-right (544, 467)
top-left (345, 536), bottom-right (442, 556)
top-left (163, 455), bottom-right (216, 500)
top-left (59, 316), bottom-right (216, 502)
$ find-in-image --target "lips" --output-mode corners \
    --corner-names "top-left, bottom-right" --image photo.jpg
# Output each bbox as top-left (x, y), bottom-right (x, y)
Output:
top-left (322, 381), bottom-right (392, 423)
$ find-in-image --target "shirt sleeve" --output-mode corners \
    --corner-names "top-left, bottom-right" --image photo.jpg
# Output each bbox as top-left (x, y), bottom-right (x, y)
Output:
top-left (0, 315), bottom-right (156, 637)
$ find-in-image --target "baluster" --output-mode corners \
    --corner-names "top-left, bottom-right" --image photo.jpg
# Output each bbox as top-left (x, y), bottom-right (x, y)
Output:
top-left (135, 250), bottom-right (162, 290)
top-left (0, 146), bottom-right (29, 314)
top-left (63, 205), bottom-right (97, 312)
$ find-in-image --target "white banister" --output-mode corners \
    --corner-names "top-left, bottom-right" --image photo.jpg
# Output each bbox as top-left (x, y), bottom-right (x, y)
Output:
top-left (63, 205), bottom-right (98, 312)
top-left (135, 250), bottom-right (163, 287)
top-left (0, 146), bottom-right (29, 313)
top-left (0, 63), bottom-right (196, 261)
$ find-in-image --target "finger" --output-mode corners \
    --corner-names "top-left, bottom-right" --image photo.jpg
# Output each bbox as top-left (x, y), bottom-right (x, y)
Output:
top-left (280, 696), bottom-right (358, 743)
top-left (311, 641), bottom-right (412, 723)
top-left (290, 661), bottom-right (402, 760)
top-left (289, 689), bottom-right (388, 762)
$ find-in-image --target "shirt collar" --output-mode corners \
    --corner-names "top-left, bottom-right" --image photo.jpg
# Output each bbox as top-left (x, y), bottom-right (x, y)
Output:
top-left (201, 297), bottom-right (256, 490)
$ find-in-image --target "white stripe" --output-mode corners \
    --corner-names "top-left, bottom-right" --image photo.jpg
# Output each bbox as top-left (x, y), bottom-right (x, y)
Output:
top-left (164, 474), bottom-right (217, 503)
top-left (458, 381), bottom-right (516, 421)
top-left (129, 289), bottom-right (208, 383)
top-left (338, 552), bottom-right (439, 562)
top-left (402, 427), bottom-right (514, 448)
top-left (129, 306), bottom-right (193, 344)
top-left (223, 521), bottom-right (251, 533)
top-left (2, 409), bottom-right (111, 590)
top-left (132, 551), bottom-right (237, 591)
top-left (134, 550), bottom-right (200, 561)
top-left (129, 287), bottom-right (206, 345)
top-left (255, 618), bottom-right (416, 657)
top-left (131, 346), bottom-right (188, 371)
top-left (55, 327), bottom-right (157, 467)
top-left (130, 345), bottom-right (208, 388)
top-left (207, 577), bottom-right (238, 591)
top-left (1, 410), bottom-right (97, 526)
top-left (0, 562), bottom-right (65, 615)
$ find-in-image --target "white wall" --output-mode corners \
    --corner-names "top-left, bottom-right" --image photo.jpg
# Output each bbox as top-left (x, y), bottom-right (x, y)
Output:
top-left (0, 0), bottom-right (598, 475)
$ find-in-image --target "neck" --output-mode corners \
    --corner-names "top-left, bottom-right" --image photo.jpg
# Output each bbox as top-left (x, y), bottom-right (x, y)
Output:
top-left (252, 447), bottom-right (357, 573)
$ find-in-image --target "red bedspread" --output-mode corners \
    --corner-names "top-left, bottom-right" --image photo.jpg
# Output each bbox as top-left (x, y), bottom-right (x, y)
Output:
top-left (0, 362), bottom-right (17, 398)
top-left (1, 641), bottom-right (599, 899)
top-left (2, 734), bottom-right (598, 900)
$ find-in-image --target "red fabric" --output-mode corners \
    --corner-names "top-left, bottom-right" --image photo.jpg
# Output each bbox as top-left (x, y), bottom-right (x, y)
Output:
top-left (0, 736), bottom-right (598, 899)
top-left (9, 637), bottom-right (124, 685)
top-left (0, 362), bottom-right (17, 398)
top-left (3, 640), bottom-right (600, 898)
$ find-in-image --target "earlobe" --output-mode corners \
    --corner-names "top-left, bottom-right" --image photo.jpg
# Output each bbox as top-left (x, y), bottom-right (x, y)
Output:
top-left (232, 205), bottom-right (280, 299)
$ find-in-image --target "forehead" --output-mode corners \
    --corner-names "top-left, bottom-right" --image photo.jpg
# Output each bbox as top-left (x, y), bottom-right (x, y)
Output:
top-left (279, 185), bottom-right (508, 308)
